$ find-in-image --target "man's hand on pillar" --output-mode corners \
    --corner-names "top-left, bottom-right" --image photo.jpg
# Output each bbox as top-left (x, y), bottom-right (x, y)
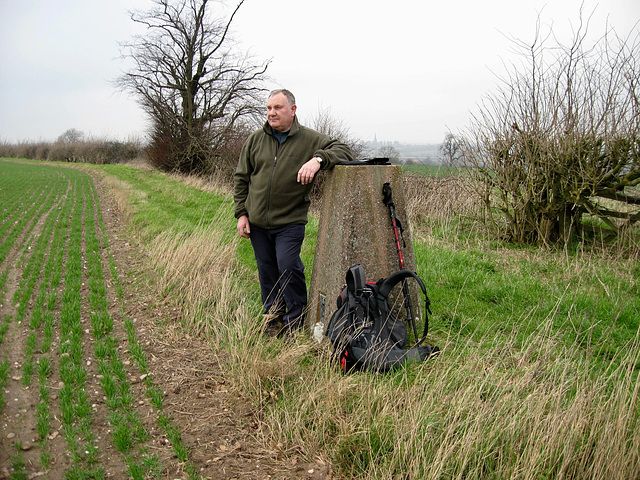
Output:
top-left (297, 157), bottom-right (322, 185)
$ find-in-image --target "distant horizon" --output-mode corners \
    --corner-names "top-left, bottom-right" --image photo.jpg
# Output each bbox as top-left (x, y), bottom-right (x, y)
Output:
top-left (366, 138), bottom-right (442, 147)
top-left (0, 131), bottom-right (446, 148)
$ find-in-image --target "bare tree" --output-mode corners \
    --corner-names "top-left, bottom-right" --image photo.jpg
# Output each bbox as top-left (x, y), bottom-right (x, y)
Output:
top-left (439, 132), bottom-right (463, 165)
top-left (307, 107), bottom-right (369, 204)
top-left (379, 145), bottom-right (400, 163)
top-left (117, 0), bottom-right (269, 173)
top-left (308, 107), bottom-right (368, 159)
top-left (56, 128), bottom-right (85, 144)
top-left (457, 12), bottom-right (640, 245)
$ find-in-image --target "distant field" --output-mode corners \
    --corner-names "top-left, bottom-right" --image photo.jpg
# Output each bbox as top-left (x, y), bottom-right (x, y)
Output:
top-left (401, 163), bottom-right (460, 177)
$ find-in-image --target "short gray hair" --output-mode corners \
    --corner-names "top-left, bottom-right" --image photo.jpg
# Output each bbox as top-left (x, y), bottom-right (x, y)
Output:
top-left (269, 88), bottom-right (296, 106)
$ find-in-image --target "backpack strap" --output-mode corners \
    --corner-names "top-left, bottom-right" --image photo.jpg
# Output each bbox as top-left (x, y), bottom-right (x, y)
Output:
top-left (378, 270), bottom-right (423, 297)
top-left (346, 264), bottom-right (366, 296)
top-left (377, 270), bottom-right (431, 344)
top-left (328, 265), bottom-right (367, 349)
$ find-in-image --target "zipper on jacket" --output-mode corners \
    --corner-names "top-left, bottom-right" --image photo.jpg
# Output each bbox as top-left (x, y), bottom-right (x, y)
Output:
top-left (266, 140), bottom-right (280, 228)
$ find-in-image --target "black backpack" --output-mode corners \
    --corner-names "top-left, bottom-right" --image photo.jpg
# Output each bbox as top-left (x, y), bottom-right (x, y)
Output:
top-left (326, 264), bottom-right (439, 373)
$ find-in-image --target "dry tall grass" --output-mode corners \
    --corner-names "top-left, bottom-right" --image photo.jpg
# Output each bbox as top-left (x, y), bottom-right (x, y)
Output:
top-left (403, 174), bottom-right (479, 223)
top-left (402, 174), bottom-right (488, 248)
top-left (145, 214), bottom-right (256, 344)
top-left (169, 172), bottom-right (234, 196)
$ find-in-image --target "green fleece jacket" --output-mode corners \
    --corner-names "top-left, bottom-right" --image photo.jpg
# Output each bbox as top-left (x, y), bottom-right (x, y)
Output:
top-left (233, 117), bottom-right (354, 229)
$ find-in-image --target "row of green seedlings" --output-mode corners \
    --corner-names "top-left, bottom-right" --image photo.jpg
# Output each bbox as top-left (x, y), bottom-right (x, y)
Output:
top-left (0, 164), bottom-right (67, 476)
top-left (85, 172), bottom-right (201, 479)
top-left (0, 165), bottom-right (23, 408)
top-left (0, 163), bottom-right (58, 329)
top-left (19, 170), bottom-right (69, 476)
top-left (14, 167), bottom-right (96, 477)
top-left (0, 164), bottom-right (65, 416)
top-left (81, 173), bottom-right (161, 478)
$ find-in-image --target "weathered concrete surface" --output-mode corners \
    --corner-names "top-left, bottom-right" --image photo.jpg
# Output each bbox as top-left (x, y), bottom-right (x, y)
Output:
top-left (306, 165), bottom-right (418, 340)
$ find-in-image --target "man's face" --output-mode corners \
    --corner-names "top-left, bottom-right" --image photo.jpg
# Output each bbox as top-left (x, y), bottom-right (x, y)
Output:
top-left (267, 93), bottom-right (296, 132)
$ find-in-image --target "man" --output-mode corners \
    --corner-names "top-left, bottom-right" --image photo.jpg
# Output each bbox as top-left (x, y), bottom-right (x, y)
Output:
top-left (234, 89), bottom-right (354, 336)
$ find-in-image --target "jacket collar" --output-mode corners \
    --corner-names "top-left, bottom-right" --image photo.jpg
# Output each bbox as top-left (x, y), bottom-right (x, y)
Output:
top-left (263, 116), bottom-right (301, 137)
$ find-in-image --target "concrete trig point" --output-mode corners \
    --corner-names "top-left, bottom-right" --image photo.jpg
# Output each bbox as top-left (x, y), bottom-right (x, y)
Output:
top-left (306, 164), bottom-right (419, 341)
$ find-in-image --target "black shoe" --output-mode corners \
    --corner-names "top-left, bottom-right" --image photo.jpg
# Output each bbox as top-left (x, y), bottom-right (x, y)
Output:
top-left (263, 314), bottom-right (284, 337)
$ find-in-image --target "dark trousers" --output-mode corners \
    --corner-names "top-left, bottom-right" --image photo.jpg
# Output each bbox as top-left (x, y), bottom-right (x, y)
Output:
top-left (249, 223), bottom-right (307, 327)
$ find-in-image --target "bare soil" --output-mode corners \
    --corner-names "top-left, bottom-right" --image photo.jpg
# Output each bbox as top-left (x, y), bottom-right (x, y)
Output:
top-left (0, 170), bottom-right (331, 479)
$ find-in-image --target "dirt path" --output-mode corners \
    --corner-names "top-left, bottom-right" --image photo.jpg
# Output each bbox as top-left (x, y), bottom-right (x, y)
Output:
top-left (0, 166), bottom-right (331, 479)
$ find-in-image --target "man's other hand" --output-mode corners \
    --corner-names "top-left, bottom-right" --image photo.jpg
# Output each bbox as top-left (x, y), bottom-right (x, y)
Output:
top-left (237, 215), bottom-right (251, 238)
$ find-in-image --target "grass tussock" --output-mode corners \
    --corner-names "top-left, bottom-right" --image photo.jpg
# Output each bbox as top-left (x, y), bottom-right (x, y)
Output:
top-left (171, 171), bottom-right (233, 196)
top-left (98, 174), bottom-right (139, 220)
top-left (146, 214), bottom-right (250, 343)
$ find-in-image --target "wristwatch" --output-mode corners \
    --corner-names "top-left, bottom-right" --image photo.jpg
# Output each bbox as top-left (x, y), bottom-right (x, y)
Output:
top-left (316, 156), bottom-right (323, 164)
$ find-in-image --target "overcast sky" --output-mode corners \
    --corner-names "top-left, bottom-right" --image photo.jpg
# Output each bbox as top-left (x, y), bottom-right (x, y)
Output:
top-left (1, 0), bottom-right (638, 145)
